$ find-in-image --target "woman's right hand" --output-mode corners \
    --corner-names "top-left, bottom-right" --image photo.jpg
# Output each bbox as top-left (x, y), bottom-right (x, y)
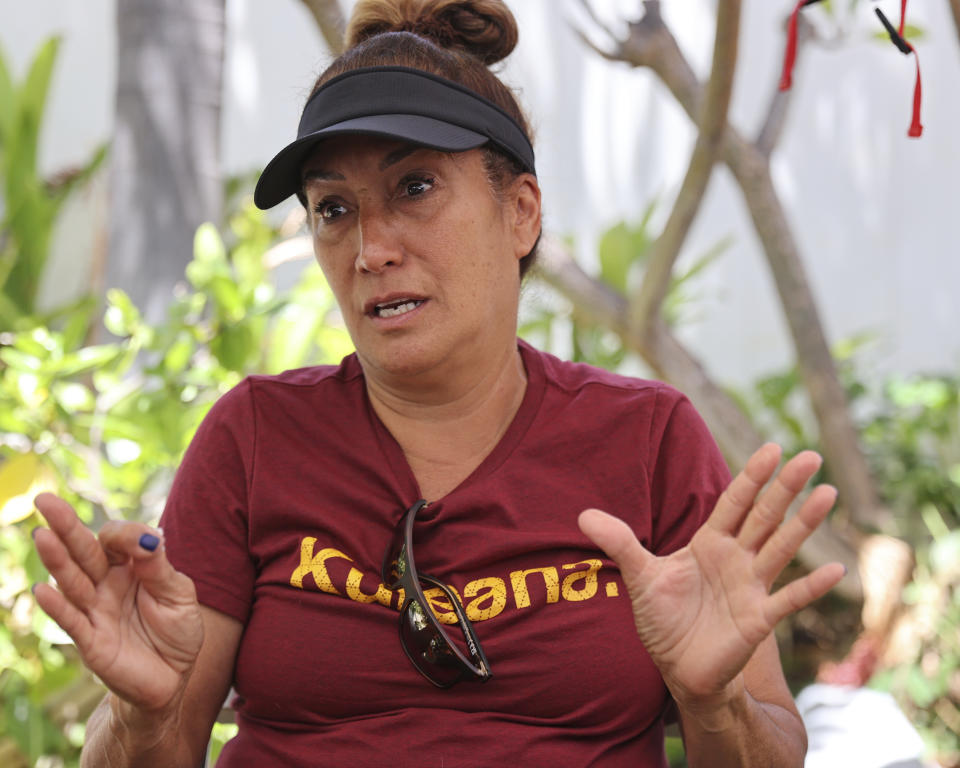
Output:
top-left (32, 493), bottom-right (204, 715)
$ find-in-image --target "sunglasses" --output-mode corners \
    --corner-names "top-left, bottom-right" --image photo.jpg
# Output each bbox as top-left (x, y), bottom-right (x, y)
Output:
top-left (381, 499), bottom-right (493, 688)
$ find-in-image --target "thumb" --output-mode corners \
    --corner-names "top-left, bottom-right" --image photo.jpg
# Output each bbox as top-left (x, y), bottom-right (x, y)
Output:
top-left (578, 508), bottom-right (655, 582)
top-left (98, 521), bottom-right (196, 603)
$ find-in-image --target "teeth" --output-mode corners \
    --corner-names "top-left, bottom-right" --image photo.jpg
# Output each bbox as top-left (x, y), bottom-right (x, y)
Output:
top-left (376, 300), bottom-right (421, 318)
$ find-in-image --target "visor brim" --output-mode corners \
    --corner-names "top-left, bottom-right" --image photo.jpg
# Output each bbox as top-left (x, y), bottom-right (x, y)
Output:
top-left (253, 115), bottom-right (488, 210)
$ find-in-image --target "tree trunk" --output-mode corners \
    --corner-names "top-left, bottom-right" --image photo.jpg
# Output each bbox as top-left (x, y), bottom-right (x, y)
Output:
top-left (108, 0), bottom-right (225, 324)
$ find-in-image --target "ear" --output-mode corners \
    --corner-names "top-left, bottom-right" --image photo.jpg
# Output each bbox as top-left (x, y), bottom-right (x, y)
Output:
top-left (509, 174), bottom-right (542, 262)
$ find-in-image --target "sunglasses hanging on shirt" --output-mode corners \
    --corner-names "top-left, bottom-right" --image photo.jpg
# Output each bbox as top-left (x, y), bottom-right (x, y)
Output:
top-left (381, 499), bottom-right (493, 688)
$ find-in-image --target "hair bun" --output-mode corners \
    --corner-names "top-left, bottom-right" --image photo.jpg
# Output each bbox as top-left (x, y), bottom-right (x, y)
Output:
top-left (346, 0), bottom-right (519, 65)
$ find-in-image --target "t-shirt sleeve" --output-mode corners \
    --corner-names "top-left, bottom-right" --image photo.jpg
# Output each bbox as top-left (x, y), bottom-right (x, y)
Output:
top-left (160, 379), bottom-right (257, 623)
top-left (647, 388), bottom-right (732, 556)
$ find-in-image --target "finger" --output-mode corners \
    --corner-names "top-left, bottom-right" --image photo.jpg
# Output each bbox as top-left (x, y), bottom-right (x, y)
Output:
top-left (32, 526), bottom-right (99, 611)
top-left (98, 522), bottom-right (196, 604)
top-left (707, 443), bottom-right (782, 535)
top-left (578, 508), bottom-right (654, 580)
top-left (31, 581), bottom-right (95, 653)
top-left (763, 561), bottom-right (846, 626)
top-left (34, 493), bottom-right (109, 584)
top-left (737, 450), bottom-right (823, 552)
top-left (753, 484), bottom-right (838, 586)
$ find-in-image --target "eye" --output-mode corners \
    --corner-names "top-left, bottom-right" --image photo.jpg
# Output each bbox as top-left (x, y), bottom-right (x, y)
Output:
top-left (400, 175), bottom-right (435, 198)
top-left (313, 200), bottom-right (348, 221)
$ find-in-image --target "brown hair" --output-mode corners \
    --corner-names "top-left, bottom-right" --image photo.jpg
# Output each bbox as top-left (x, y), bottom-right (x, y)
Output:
top-left (310, 0), bottom-right (540, 277)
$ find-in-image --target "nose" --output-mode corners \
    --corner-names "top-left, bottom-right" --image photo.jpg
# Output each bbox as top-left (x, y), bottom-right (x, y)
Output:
top-left (355, 210), bottom-right (402, 274)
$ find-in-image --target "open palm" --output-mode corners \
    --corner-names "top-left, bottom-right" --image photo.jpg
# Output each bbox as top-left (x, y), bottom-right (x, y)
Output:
top-left (579, 444), bottom-right (845, 709)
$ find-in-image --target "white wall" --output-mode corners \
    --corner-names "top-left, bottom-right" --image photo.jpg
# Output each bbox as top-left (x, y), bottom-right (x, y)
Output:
top-left (3, 0), bottom-right (958, 385)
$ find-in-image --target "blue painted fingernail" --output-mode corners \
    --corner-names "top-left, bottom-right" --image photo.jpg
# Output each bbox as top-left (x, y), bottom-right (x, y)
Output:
top-left (139, 533), bottom-right (160, 551)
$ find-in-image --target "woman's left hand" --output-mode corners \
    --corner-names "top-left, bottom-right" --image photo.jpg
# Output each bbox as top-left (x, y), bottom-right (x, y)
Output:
top-left (578, 443), bottom-right (846, 719)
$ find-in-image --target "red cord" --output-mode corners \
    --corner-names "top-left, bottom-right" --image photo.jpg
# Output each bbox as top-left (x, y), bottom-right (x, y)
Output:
top-left (907, 51), bottom-right (923, 137)
top-left (779, 0), bottom-right (806, 91)
top-left (900, 0), bottom-right (924, 138)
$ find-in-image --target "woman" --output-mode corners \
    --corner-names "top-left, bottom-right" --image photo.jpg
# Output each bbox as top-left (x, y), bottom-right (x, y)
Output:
top-left (32, 1), bottom-right (845, 765)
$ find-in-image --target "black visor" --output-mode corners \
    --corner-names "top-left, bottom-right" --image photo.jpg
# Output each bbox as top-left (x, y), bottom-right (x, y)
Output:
top-left (254, 66), bottom-right (536, 210)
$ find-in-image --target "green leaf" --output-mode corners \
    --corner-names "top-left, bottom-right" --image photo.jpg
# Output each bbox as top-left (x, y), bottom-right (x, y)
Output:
top-left (104, 289), bottom-right (142, 336)
top-left (872, 24), bottom-right (926, 45)
top-left (597, 223), bottom-right (635, 293)
top-left (210, 323), bottom-right (254, 371)
top-left (55, 344), bottom-right (122, 377)
top-left (163, 332), bottom-right (195, 374)
top-left (209, 274), bottom-right (245, 323)
top-left (194, 222), bottom-right (227, 264)
top-left (0, 40), bottom-right (15, 146)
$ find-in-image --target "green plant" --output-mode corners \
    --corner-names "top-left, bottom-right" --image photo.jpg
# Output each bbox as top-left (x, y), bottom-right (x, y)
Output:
top-left (0, 37), bottom-right (107, 327)
top-left (0, 201), bottom-right (349, 766)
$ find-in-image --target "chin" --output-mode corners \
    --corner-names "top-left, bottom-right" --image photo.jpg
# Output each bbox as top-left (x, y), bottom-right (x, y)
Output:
top-left (356, 340), bottom-right (447, 382)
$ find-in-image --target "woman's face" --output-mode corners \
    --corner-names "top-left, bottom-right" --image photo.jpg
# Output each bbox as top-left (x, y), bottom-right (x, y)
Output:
top-left (301, 135), bottom-right (541, 384)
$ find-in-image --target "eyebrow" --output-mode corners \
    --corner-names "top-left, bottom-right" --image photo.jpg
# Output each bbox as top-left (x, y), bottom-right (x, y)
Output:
top-left (301, 145), bottom-right (427, 186)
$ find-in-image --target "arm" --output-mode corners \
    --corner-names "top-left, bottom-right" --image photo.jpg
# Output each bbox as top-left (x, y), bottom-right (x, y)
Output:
top-left (677, 635), bottom-right (806, 768)
top-left (80, 605), bottom-right (242, 768)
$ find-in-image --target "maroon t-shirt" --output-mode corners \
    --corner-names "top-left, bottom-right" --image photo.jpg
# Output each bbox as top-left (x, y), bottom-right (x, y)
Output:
top-left (161, 340), bottom-right (730, 767)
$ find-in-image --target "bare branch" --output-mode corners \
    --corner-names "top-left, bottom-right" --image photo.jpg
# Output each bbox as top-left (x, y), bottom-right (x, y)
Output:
top-left (298, 0), bottom-right (346, 55)
top-left (630, 0), bottom-right (740, 338)
top-left (569, 25), bottom-right (622, 63)
top-left (951, 0), bottom-right (960, 48)
top-left (570, 0), bottom-right (617, 45)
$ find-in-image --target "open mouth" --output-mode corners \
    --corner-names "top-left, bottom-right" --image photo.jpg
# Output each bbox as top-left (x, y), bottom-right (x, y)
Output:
top-left (373, 299), bottom-right (424, 319)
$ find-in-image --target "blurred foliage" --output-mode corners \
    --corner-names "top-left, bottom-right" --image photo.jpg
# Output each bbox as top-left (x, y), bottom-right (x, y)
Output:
top-left (0, 197), bottom-right (349, 764)
top-left (740, 338), bottom-right (960, 538)
top-left (0, 37), bottom-right (107, 327)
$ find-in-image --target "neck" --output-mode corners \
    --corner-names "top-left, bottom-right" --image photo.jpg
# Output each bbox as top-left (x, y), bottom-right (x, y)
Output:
top-left (364, 341), bottom-right (528, 500)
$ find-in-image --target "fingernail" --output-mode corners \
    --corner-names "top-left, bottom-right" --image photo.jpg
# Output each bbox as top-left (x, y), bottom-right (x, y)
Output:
top-left (139, 533), bottom-right (160, 552)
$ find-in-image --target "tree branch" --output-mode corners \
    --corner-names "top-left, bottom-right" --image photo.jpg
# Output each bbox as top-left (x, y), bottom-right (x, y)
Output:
top-left (298, 0), bottom-right (346, 55)
top-left (950, 0), bottom-right (960, 49)
top-left (630, 0), bottom-right (740, 338)
top-left (601, 11), bottom-right (887, 533)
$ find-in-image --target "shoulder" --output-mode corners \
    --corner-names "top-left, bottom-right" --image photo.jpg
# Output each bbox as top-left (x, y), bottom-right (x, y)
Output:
top-left (522, 340), bottom-right (685, 410)
top-left (196, 355), bottom-right (365, 435)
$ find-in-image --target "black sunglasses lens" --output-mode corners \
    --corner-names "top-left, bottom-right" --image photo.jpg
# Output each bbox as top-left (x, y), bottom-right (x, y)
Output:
top-left (400, 600), bottom-right (464, 687)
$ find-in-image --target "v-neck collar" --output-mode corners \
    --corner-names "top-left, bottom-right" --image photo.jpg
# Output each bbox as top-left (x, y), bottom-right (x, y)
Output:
top-left (360, 339), bottom-right (546, 506)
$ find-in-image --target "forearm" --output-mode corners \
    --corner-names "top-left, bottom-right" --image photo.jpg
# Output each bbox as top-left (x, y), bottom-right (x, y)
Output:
top-left (80, 693), bottom-right (201, 768)
top-left (677, 677), bottom-right (807, 768)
